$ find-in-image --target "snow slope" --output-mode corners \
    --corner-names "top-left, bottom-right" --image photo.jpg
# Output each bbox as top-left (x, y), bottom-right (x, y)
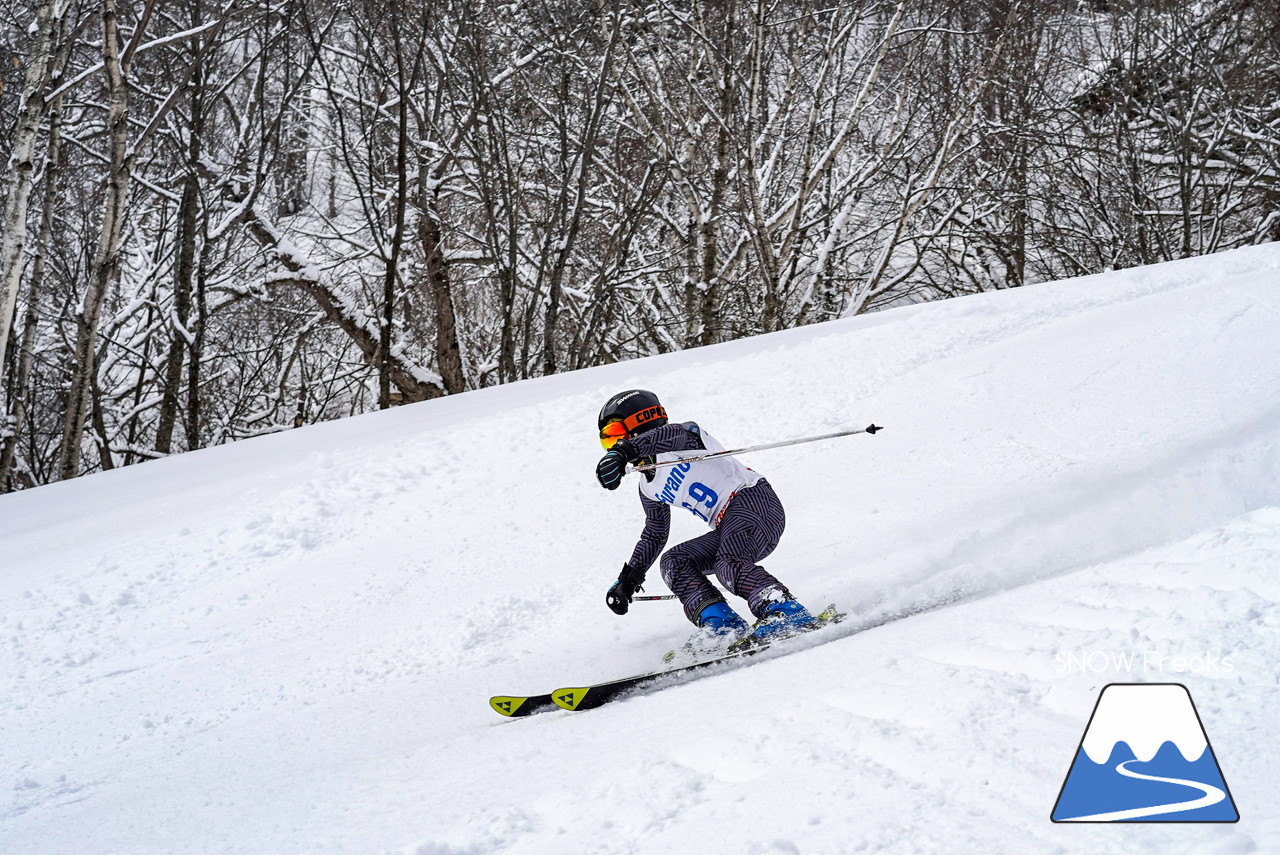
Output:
top-left (2, 244), bottom-right (1279, 854)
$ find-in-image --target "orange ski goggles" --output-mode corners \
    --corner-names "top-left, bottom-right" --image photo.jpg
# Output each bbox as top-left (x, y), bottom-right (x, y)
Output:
top-left (599, 405), bottom-right (667, 449)
top-left (599, 420), bottom-right (628, 450)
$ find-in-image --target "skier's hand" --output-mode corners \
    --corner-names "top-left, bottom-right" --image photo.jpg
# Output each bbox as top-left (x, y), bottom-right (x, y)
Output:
top-left (606, 563), bottom-right (645, 615)
top-left (596, 440), bottom-right (638, 490)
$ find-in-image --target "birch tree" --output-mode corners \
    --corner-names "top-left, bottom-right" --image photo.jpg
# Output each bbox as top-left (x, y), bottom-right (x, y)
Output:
top-left (55, 0), bottom-right (139, 479)
top-left (0, 0), bottom-right (65, 383)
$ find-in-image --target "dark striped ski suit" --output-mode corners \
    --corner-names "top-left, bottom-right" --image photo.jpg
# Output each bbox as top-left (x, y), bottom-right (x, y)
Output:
top-left (623, 422), bottom-right (788, 625)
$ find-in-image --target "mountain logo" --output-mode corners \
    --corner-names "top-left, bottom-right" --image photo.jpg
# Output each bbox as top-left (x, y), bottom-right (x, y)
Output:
top-left (1051, 683), bottom-right (1239, 822)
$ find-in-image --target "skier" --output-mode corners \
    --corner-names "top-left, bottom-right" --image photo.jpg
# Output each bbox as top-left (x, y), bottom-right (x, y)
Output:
top-left (594, 389), bottom-right (819, 649)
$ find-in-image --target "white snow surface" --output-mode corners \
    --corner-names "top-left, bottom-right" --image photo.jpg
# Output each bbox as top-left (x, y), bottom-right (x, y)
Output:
top-left (3, 245), bottom-right (1280, 854)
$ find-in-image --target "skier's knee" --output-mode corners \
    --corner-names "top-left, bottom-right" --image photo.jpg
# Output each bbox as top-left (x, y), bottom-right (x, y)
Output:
top-left (660, 550), bottom-right (690, 579)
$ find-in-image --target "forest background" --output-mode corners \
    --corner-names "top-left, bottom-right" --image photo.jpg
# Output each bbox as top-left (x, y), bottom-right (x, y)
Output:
top-left (0, 0), bottom-right (1276, 491)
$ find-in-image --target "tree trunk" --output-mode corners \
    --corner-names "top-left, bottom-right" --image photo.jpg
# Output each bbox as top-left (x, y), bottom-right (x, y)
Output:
top-left (0, 0), bottom-right (60, 383)
top-left (1, 93), bottom-right (62, 491)
top-left (378, 33), bottom-right (411, 410)
top-left (155, 173), bottom-right (200, 454)
top-left (186, 212), bottom-right (208, 450)
top-left (418, 208), bottom-right (465, 395)
top-left (155, 29), bottom-right (206, 455)
top-left (57, 0), bottom-right (133, 480)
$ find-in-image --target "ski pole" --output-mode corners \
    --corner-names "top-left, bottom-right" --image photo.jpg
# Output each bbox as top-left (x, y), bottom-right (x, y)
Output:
top-left (632, 594), bottom-right (679, 602)
top-left (632, 423), bottom-right (882, 472)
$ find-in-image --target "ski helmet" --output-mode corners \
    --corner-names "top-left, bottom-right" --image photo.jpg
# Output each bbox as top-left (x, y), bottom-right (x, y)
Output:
top-left (598, 389), bottom-right (667, 448)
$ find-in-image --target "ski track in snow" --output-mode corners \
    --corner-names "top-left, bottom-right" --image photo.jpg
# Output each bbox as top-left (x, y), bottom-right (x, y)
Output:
top-left (1, 245), bottom-right (1278, 853)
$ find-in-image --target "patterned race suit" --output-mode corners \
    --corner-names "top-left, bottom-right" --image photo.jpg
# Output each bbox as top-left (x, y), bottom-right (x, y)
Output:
top-left (622, 422), bottom-right (789, 624)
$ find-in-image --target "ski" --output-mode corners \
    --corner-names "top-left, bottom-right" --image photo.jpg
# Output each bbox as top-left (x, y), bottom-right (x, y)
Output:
top-left (489, 606), bottom-right (845, 718)
top-left (551, 605), bottom-right (844, 713)
top-left (549, 646), bottom-right (758, 713)
top-left (488, 692), bottom-right (557, 718)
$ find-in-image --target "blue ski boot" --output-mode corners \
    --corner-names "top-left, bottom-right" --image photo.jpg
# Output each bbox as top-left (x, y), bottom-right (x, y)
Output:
top-left (750, 597), bottom-right (819, 643)
top-left (664, 601), bottom-right (749, 663)
top-left (697, 601), bottom-right (750, 636)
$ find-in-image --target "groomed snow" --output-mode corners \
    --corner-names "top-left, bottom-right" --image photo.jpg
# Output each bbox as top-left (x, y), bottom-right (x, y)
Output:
top-left (2, 244), bottom-right (1279, 853)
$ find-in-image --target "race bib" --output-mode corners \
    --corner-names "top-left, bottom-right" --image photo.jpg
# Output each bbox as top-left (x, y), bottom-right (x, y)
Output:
top-left (638, 428), bottom-right (761, 526)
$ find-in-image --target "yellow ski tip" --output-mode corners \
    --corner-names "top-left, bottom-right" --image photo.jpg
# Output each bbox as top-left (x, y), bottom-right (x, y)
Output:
top-left (490, 696), bottom-right (527, 717)
top-left (552, 687), bottom-right (590, 711)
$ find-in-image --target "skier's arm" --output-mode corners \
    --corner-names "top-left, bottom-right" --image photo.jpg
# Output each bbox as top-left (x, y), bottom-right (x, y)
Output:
top-left (596, 423), bottom-right (706, 490)
top-left (624, 422), bottom-right (706, 457)
top-left (606, 495), bottom-right (669, 615)
top-left (628, 493), bottom-right (671, 574)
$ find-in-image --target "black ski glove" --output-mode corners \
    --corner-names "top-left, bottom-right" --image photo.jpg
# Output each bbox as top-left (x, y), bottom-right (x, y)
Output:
top-left (596, 439), bottom-right (639, 490)
top-left (606, 562), bottom-right (645, 615)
